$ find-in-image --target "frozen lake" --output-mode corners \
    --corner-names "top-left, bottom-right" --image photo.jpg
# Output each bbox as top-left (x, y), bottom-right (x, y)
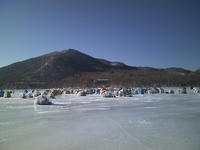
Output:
top-left (0, 88), bottom-right (200, 150)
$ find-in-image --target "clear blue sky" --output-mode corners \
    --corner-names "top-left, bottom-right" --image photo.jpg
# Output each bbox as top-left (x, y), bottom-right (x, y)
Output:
top-left (0, 0), bottom-right (200, 71)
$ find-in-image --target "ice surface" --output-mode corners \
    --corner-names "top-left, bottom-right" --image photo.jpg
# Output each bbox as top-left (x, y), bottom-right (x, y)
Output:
top-left (0, 88), bottom-right (200, 150)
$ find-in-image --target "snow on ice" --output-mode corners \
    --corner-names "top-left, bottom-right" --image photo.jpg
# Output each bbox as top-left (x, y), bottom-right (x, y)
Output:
top-left (0, 87), bottom-right (200, 150)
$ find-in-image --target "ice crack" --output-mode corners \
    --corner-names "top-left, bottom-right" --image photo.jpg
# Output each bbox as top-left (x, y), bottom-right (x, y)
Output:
top-left (100, 115), bottom-right (150, 150)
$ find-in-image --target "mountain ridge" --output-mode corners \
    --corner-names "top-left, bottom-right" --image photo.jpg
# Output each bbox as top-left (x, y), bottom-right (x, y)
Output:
top-left (0, 49), bottom-right (199, 88)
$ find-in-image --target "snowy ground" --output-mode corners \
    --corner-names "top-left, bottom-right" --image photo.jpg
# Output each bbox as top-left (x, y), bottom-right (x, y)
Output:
top-left (0, 87), bottom-right (200, 150)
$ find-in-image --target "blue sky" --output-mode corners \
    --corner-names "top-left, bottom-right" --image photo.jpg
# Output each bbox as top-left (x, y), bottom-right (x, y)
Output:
top-left (0, 0), bottom-right (200, 71)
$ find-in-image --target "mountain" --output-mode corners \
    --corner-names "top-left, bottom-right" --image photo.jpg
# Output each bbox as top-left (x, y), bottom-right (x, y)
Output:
top-left (0, 49), bottom-right (199, 89)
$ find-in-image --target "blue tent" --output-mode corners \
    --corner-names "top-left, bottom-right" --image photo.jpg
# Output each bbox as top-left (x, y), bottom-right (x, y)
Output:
top-left (0, 90), bottom-right (4, 97)
top-left (137, 88), bottom-right (144, 94)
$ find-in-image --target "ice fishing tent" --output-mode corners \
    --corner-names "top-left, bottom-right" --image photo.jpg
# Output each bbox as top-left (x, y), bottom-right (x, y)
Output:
top-left (65, 90), bottom-right (70, 94)
top-left (35, 95), bottom-right (52, 105)
top-left (178, 87), bottom-right (187, 94)
top-left (33, 89), bottom-right (41, 97)
top-left (0, 90), bottom-right (4, 97)
top-left (58, 89), bottom-right (62, 95)
top-left (102, 91), bottom-right (115, 98)
top-left (95, 88), bottom-right (100, 94)
top-left (194, 87), bottom-right (200, 93)
top-left (168, 89), bottom-right (174, 94)
top-left (137, 88), bottom-right (144, 94)
top-left (77, 91), bottom-right (86, 96)
top-left (4, 91), bottom-right (11, 98)
top-left (19, 93), bottom-right (27, 98)
top-left (52, 89), bottom-right (58, 96)
top-left (100, 87), bottom-right (107, 94)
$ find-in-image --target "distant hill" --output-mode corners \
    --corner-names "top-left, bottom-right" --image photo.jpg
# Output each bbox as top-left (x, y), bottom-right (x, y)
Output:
top-left (0, 49), bottom-right (199, 89)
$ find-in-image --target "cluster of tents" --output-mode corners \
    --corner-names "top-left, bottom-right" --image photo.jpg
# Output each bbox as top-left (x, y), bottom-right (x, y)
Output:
top-left (1, 86), bottom-right (199, 105)
top-left (191, 87), bottom-right (200, 93)
top-left (0, 90), bottom-right (14, 98)
top-left (94, 86), bottom-right (196, 97)
top-left (19, 89), bottom-right (63, 99)
top-left (16, 86), bottom-right (200, 100)
top-left (96, 87), bottom-right (172, 98)
top-left (19, 89), bottom-right (63, 105)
